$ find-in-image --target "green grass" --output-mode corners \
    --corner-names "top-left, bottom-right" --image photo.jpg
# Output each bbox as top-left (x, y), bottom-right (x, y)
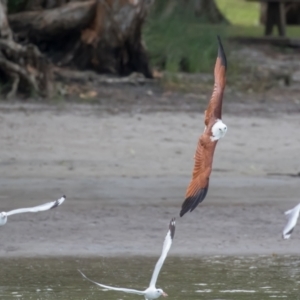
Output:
top-left (143, 2), bottom-right (228, 74)
top-left (144, 19), bottom-right (227, 74)
top-left (143, 0), bottom-right (300, 77)
top-left (216, 0), bottom-right (259, 26)
top-left (228, 24), bottom-right (300, 38)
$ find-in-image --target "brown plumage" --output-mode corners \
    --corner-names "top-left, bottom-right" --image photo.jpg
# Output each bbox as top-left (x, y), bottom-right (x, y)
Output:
top-left (180, 36), bottom-right (227, 217)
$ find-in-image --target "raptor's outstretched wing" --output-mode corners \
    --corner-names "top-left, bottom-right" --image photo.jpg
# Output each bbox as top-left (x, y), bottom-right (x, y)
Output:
top-left (204, 35), bottom-right (227, 126)
top-left (180, 36), bottom-right (227, 217)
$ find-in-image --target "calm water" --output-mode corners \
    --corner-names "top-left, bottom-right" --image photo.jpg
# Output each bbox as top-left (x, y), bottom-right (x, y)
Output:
top-left (0, 256), bottom-right (300, 299)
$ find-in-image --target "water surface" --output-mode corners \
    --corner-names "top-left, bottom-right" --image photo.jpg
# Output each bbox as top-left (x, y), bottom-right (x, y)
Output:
top-left (0, 256), bottom-right (299, 299)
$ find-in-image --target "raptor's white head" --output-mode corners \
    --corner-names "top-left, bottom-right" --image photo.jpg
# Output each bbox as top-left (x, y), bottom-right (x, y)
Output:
top-left (211, 119), bottom-right (227, 141)
top-left (0, 212), bottom-right (7, 226)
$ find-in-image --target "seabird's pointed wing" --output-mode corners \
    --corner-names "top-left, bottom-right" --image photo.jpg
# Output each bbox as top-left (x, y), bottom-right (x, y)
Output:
top-left (149, 218), bottom-right (175, 288)
top-left (78, 270), bottom-right (145, 295)
top-left (204, 35), bottom-right (227, 126)
top-left (6, 196), bottom-right (66, 216)
top-left (282, 203), bottom-right (300, 239)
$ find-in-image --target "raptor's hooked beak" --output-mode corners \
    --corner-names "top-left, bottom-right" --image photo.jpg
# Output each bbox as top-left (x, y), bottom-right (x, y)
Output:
top-left (162, 292), bottom-right (168, 297)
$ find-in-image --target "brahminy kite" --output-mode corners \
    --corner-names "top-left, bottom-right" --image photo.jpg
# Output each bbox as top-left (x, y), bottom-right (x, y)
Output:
top-left (180, 36), bottom-right (227, 217)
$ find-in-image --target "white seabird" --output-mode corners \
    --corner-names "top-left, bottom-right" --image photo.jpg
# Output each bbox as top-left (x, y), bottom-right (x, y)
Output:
top-left (282, 203), bottom-right (300, 239)
top-left (79, 218), bottom-right (176, 299)
top-left (0, 196), bottom-right (66, 226)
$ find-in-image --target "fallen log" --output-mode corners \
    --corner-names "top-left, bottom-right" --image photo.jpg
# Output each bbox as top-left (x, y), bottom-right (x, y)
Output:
top-left (9, 0), bottom-right (154, 78)
top-left (0, 0), bottom-right (153, 97)
top-left (53, 66), bottom-right (153, 85)
top-left (8, 1), bottom-right (96, 41)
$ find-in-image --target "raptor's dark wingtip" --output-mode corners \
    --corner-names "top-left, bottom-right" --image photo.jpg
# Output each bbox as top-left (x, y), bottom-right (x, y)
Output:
top-left (180, 202), bottom-right (190, 218)
top-left (180, 187), bottom-right (208, 217)
top-left (217, 35), bottom-right (227, 70)
top-left (179, 208), bottom-right (186, 217)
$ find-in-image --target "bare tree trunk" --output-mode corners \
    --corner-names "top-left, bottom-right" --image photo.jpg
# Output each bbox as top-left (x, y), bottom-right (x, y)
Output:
top-left (0, 0), bottom-right (11, 39)
top-left (194, 0), bottom-right (229, 24)
top-left (260, 3), bottom-right (300, 25)
top-left (286, 3), bottom-right (300, 24)
top-left (0, 0), bottom-right (52, 98)
top-left (260, 3), bottom-right (267, 25)
top-left (73, 0), bottom-right (153, 76)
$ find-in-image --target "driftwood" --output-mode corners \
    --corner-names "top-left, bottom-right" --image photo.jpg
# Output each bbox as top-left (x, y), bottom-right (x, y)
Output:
top-left (8, 1), bottom-right (96, 41)
top-left (53, 67), bottom-right (153, 85)
top-left (194, 0), bottom-right (229, 23)
top-left (0, 0), bottom-right (154, 97)
top-left (9, 0), bottom-right (154, 77)
top-left (0, 0), bottom-right (52, 98)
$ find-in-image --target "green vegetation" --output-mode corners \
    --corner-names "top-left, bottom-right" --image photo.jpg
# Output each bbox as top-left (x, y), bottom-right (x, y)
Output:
top-left (143, 2), bottom-right (227, 74)
top-left (216, 0), bottom-right (259, 26)
top-left (229, 25), bottom-right (300, 38)
top-left (144, 19), bottom-right (226, 74)
top-left (143, 0), bottom-right (300, 76)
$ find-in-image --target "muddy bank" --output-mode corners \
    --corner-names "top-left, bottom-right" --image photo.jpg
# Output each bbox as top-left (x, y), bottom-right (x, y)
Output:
top-left (0, 104), bottom-right (300, 257)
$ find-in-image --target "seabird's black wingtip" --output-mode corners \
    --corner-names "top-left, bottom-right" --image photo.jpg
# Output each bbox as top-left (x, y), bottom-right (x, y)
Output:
top-left (51, 200), bottom-right (59, 209)
top-left (217, 35), bottom-right (227, 70)
top-left (169, 218), bottom-right (176, 239)
top-left (284, 227), bottom-right (294, 238)
top-left (51, 195), bottom-right (66, 209)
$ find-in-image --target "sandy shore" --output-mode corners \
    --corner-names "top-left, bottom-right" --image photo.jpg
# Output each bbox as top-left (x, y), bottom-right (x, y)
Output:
top-left (1, 102), bottom-right (300, 257)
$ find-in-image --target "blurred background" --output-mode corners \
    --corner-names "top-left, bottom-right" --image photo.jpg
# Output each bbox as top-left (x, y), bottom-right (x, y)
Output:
top-left (1, 0), bottom-right (300, 99)
top-left (1, 1), bottom-right (300, 299)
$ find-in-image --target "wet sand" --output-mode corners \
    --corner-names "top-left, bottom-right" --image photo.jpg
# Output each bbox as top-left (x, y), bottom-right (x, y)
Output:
top-left (1, 102), bottom-right (300, 257)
